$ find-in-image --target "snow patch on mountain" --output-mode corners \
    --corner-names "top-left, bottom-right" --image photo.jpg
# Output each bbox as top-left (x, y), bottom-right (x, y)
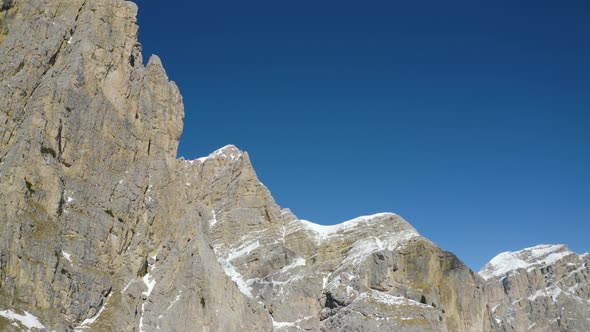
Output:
top-left (139, 254), bottom-right (158, 332)
top-left (479, 244), bottom-right (574, 280)
top-left (196, 145), bottom-right (242, 163)
top-left (272, 315), bottom-right (314, 330)
top-left (528, 286), bottom-right (562, 302)
top-left (227, 240), bottom-right (260, 262)
top-left (62, 251), bottom-right (72, 264)
top-left (342, 232), bottom-right (418, 267)
top-left (0, 309), bottom-right (46, 331)
top-left (214, 248), bottom-right (253, 298)
top-left (360, 290), bottom-right (431, 308)
top-left (75, 292), bottom-right (113, 330)
top-left (297, 212), bottom-right (401, 242)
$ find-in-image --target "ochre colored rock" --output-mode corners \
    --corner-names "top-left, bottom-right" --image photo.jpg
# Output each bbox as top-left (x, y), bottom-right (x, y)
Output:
top-left (0, 1), bottom-right (587, 331)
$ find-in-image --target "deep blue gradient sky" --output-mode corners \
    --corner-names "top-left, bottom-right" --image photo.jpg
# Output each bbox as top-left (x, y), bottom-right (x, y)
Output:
top-left (136, 1), bottom-right (590, 270)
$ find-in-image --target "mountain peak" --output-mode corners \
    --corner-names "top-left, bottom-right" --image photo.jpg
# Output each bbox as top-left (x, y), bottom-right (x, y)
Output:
top-left (1, 1), bottom-right (589, 331)
top-left (297, 212), bottom-right (408, 242)
top-left (479, 244), bottom-right (574, 280)
top-left (195, 144), bottom-right (243, 162)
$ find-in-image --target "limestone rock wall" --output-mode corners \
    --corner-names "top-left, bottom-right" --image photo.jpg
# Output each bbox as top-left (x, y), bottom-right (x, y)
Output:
top-left (0, 1), bottom-right (269, 331)
top-left (480, 245), bottom-right (590, 332)
top-left (188, 147), bottom-right (497, 332)
top-left (0, 1), bottom-right (588, 332)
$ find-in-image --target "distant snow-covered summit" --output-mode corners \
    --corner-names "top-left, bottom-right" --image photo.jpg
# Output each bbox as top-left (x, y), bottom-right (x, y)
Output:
top-left (479, 244), bottom-right (574, 280)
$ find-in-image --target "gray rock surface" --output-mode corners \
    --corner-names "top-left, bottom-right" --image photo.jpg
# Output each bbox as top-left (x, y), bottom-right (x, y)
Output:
top-left (188, 146), bottom-right (496, 332)
top-left (0, 1), bottom-right (268, 331)
top-left (480, 245), bottom-right (590, 332)
top-left (0, 1), bottom-right (587, 332)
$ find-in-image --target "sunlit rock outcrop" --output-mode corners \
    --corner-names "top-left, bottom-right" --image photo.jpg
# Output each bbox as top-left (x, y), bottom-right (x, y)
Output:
top-left (0, 1), bottom-right (587, 331)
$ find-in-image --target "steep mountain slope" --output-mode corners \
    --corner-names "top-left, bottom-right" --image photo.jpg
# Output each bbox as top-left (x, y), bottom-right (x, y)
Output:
top-left (194, 146), bottom-right (495, 332)
top-left (0, 1), bottom-right (588, 331)
top-left (0, 1), bottom-right (268, 331)
top-left (480, 245), bottom-right (590, 332)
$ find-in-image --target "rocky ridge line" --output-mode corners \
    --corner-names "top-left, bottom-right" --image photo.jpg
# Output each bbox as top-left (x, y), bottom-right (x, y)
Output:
top-left (0, 1), bottom-right (589, 331)
top-left (480, 245), bottom-right (590, 332)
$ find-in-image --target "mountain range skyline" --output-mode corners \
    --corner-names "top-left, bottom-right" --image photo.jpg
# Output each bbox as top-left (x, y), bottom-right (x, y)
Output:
top-left (1, 1), bottom-right (589, 330)
top-left (136, 0), bottom-right (590, 270)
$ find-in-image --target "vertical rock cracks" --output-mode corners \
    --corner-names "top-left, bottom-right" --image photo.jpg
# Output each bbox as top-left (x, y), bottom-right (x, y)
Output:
top-left (0, 1), bottom-right (588, 332)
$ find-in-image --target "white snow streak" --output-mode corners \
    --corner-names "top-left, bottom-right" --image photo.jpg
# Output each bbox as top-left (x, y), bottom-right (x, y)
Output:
top-left (196, 145), bottom-right (242, 163)
top-left (227, 240), bottom-right (260, 262)
top-left (214, 248), bottom-right (253, 298)
top-left (341, 231), bottom-right (417, 267)
top-left (528, 286), bottom-right (562, 302)
top-left (0, 309), bottom-right (46, 331)
top-left (298, 212), bottom-right (397, 242)
top-left (143, 272), bottom-right (156, 297)
top-left (209, 210), bottom-right (218, 227)
top-left (279, 257), bottom-right (306, 273)
top-left (272, 315), bottom-right (313, 330)
top-left (62, 251), bottom-right (72, 263)
top-left (139, 254), bottom-right (158, 332)
top-left (121, 279), bottom-right (134, 293)
top-left (164, 291), bottom-right (182, 312)
top-left (75, 292), bottom-right (113, 330)
top-left (156, 291), bottom-right (183, 330)
top-left (358, 290), bottom-right (430, 307)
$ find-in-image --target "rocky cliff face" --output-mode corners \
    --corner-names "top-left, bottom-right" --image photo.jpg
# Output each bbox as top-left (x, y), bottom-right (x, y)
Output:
top-left (0, 1), bottom-right (268, 331)
top-left (0, 1), bottom-right (588, 331)
top-left (480, 245), bottom-right (590, 332)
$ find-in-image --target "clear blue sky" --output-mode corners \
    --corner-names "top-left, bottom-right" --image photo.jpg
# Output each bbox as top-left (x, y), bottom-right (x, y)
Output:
top-left (136, 0), bottom-right (590, 270)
